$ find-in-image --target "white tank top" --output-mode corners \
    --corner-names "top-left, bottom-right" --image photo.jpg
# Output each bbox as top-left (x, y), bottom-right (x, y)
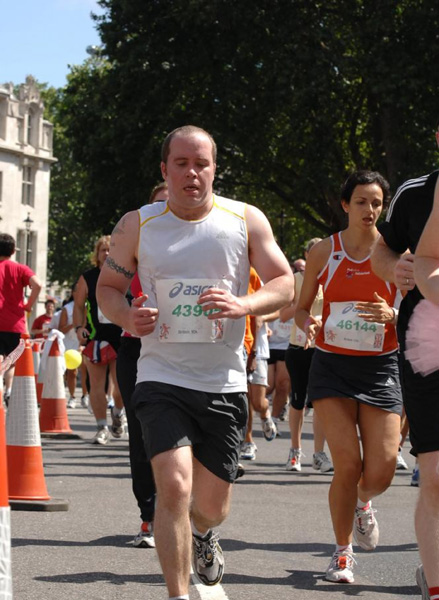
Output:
top-left (136, 195), bottom-right (250, 393)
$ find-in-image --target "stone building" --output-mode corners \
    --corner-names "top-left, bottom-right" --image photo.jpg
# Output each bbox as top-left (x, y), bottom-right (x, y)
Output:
top-left (0, 76), bottom-right (56, 320)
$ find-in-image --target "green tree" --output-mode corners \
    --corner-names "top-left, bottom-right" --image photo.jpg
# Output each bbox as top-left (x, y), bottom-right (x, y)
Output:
top-left (59, 0), bottom-right (439, 263)
top-left (42, 85), bottom-right (96, 285)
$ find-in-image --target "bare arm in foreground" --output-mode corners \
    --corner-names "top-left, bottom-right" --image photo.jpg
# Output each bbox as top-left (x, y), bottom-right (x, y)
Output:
top-left (414, 178), bottom-right (439, 303)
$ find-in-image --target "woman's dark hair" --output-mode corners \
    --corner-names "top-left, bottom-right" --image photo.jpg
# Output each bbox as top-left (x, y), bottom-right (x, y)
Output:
top-left (0, 234), bottom-right (16, 257)
top-left (341, 170), bottom-right (391, 206)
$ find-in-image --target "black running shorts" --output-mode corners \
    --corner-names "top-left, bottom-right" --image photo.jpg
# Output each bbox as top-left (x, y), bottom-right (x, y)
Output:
top-left (132, 381), bottom-right (248, 483)
top-left (399, 354), bottom-right (439, 456)
top-left (307, 349), bottom-right (403, 415)
top-left (0, 332), bottom-right (20, 357)
top-left (285, 344), bottom-right (314, 410)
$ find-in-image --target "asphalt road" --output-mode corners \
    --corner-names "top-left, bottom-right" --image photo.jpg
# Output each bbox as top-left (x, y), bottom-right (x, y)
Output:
top-left (9, 397), bottom-right (422, 600)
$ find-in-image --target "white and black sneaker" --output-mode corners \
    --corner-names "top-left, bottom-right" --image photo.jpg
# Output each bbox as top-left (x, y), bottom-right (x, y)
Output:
top-left (192, 530), bottom-right (224, 586)
top-left (312, 451), bottom-right (334, 473)
top-left (133, 521), bottom-right (155, 548)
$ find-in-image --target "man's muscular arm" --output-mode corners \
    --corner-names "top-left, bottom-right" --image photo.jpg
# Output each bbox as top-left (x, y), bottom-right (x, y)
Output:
top-left (96, 211), bottom-right (158, 336)
top-left (371, 236), bottom-right (415, 291)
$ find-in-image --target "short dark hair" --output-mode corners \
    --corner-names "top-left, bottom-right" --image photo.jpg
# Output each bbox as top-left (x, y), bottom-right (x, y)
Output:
top-left (0, 233), bottom-right (16, 257)
top-left (341, 170), bottom-right (391, 206)
top-left (45, 299), bottom-right (55, 307)
top-left (161, 125), bottom-right (217, 163)
top-left (149, 182), bottom-right (168, 204)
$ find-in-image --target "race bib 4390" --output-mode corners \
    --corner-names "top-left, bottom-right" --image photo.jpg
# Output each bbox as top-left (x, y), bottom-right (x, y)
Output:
top-left (156, 278), bottom-right (224, 343)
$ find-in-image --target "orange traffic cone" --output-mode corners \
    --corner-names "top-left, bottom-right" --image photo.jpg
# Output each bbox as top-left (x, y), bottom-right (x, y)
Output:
top-left (0, 378), bottom-right (13, 597)
top-left (39, 337), bottom-right (79, 439)
top-left (6, 341), bottom-right (68, 511)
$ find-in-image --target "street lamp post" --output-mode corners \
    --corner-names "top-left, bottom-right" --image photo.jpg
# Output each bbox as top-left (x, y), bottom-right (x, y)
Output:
top-left (23, 212), bottom-right (34, 267)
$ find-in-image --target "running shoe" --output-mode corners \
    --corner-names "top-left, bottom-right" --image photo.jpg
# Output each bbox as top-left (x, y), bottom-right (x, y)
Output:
top-left (107, 395), bottom-right (115, 409)
top-left (353, 502), bottom-right (379, 551)
top-left (236, 463), bottom-right (245, 479)
top-left (92, 426), bottom-right (110, 445)
top-left (396, 448), bottom-right (409, 470)
top-left (279, 403), bottom-right (288, 421)
top-left (325, 550), bottom-right (356, 583)
top-left (81, 394), bottom-right (90, 409)
top-left (133, 521), bottom-right (155, 548)
top-left (110, 407), bottom-right (125, 438)
top-left (416, 565), bottom-right (429, 600)
top-left (261, 415), bottom-right (277, 441)
top-left (312, 451), bottom-right (334, 473)
top-left (67, 396), bottom-right (76, 409)
top-left (272, 417), bottom-right (282, 437)
top-left (240, 441), bottom-right (257, 461)
top-left (192, 530), bottom-right (224, 586)
top-left (411, 464), bottom-right (420, 487)
top-left (286, 448), bottom-right (302, 472)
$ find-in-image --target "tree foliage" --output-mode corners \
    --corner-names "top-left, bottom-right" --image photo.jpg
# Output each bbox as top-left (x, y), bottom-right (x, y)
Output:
top-left (42, 86), bottom-right (96, 285)
top-left (51, 0), bottom-right (439, 280)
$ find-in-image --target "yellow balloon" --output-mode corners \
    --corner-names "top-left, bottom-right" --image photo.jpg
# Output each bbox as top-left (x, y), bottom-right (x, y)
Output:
top-left (64, 349), bottom-right (82, 370)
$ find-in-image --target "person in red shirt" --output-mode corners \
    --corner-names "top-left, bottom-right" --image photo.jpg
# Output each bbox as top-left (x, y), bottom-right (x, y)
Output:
top-left (31, 298), bottom-right (56, 338)
top-left (0, 233), bottom-right (42, 401)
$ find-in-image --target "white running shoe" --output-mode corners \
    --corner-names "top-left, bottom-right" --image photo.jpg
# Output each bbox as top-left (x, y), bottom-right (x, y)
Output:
top-left (92, 426), bottom-right (110, 445)
top-left (81, 394), bottom-right (90, 409)
top-left (67, 396), bottom-right (76, 409)
top-left (133, 522), bottom-right (155, 548)
top-left (416, 565), bottom-right (429, 600)
top-left (261, 415), bottom-right (277, 441)
top-left (110, 407), bottom-right (126, 438)
top-left (286, 448), bottom-right (302, 472)
top-left (353, 502), bottom-right (379, 550)
top-left (192, 530), bottom-right (224, 586)
top-left (312, 451), bottom-right (334, 473)
top-left (326, 550), bottom-right (356, 583)
top-left (240, 442), bottom-right (257, 461)
top-left (395, 448), bottom-right (408, 470)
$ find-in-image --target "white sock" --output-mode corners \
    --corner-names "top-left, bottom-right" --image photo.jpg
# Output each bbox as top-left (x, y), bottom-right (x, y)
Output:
top-left (356, 499), bottom-right (370, 510)
top-left (190, 519), bottom-right (210, 539)
top-left (96, 419), bottom-right (107, 428)
top-left (336, 543), bottom-right (353, 554)
top-left (112, 407), bottom-right (124, 417)
top-left (169, 596), bottom-right (189, 600)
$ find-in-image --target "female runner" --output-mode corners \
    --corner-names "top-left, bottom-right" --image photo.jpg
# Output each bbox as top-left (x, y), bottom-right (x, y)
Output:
top-left (295, 170), bottom-right (402, 583)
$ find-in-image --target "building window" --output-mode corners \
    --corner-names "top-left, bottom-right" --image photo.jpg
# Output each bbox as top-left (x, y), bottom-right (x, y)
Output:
top-left (27, 112), bottom-right (33, 145)
top-left (15, 229), bottom-right (36, 268)
top-left (21, 165), bottom-right (34, 206)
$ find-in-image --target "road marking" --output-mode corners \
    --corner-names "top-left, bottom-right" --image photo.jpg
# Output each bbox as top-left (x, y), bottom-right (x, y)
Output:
top-left (191, 571), bottom-right (229, 600)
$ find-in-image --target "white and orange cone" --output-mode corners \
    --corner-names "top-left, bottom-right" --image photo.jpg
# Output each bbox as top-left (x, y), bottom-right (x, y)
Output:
top-left (6, 341), bottom-right (50, 502)
top-left (6, 342), bottom-right (68, 511)
top-left (0, 376), bottom-right (13, 599)
top-left (39, 337), bottom-right (78, 438)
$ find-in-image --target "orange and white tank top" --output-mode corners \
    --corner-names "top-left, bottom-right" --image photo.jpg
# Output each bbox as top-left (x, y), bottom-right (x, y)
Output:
top-left (315, 232), bottom-right (398, 356)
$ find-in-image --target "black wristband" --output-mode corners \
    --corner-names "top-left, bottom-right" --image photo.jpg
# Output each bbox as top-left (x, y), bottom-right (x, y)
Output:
top-left (75, 325), bottom-right (83, 332)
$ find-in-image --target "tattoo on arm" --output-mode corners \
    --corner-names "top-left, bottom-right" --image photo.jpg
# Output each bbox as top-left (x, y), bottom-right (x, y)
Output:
top-left (105, 256), bottom-right (135, 279)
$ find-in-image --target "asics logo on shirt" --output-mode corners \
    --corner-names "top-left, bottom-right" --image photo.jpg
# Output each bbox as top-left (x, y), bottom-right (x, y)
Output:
top-left (169, 282), bottom-right (214, 298)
